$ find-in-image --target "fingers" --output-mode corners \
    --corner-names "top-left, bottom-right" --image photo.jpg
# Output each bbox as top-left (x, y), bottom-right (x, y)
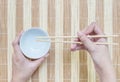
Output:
top-left (71, 36), bottom-right (88, 51)
top-left (77, 32), bottom-right (96, 52)
top-left (71, 44), bottom-right (77, 51)
top-left (33, 52), bottom-right (49, 67)
top-left (82, 22), bottom-right (104, 35)
top-left (12, 31), bottom-right (24, 58)
top-left (71, 46), bottom-right (84, 51)
top-left (82, 22), bottom-right (95, 34)
top-left (71, 22), bottom-right (105, 52)
top-left (33, 53), bottom-right (49, 66)
top-left (71, 32), bottom-right (96, 52)
top-left (12, 31), bottom-right (23, 52)
top-left (71, 42), bottom-right (84, 51)
top-left (71, 38), bottom-right (79, 51)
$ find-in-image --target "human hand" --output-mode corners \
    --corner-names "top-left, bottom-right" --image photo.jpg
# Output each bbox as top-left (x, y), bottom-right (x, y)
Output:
top-left (71, 22), bottom-right (110, 69)
top-left (11, 32), bottom-right (48, 82)
top-left (71, 22), bottom-right (116, 82)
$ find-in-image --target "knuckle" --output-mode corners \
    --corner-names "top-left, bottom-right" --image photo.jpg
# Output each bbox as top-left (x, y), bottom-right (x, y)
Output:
top-left (80, 36), bottom-right (86, 42)
top-left (88, 46), bottom-right (98, 54)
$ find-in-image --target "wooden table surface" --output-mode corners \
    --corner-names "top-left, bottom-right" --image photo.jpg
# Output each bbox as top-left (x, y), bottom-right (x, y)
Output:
top-left (0, 0), bottom-right (120, 82)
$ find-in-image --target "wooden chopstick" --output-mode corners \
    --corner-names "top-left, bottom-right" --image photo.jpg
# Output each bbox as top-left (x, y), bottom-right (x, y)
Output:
top-left (36, 34), bottom-right (119, 39)
top-left (36, 40), bottom-right (118, 45)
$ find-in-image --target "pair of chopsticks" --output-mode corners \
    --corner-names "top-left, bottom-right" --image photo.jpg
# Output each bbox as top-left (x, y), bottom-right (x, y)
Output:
top-left (36, 34), bottom-right (119, 45)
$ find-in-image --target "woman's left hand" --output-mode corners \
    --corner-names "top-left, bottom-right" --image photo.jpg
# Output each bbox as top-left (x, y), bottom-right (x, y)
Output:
top-left (11, 32), bottom-right (48, 82)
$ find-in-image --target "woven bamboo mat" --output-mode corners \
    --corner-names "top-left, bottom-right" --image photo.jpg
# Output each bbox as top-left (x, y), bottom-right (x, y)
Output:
top-left (0, 0), bottom-right (120, 82)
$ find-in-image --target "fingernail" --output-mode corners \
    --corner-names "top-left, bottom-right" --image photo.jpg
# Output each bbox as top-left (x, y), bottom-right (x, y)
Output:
top-left (71, 46), bottom-right (74, 51)
top-left (71, 44), bottom-right (76, 51)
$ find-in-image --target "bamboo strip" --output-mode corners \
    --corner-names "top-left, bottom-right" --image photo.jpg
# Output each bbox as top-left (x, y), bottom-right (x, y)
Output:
top-left (16, 0), bottom-right (23, 33)
top-left (87, 0), bottom-right (96, 82)
top-left (79, 0), bottom-right (88, 80)
top-left (96, 0), bottom-right (104, 31)
top-left (23, 0), bottom-right (32, 30)
top-left (7, 0), bottom-right (16, 82)
top-left (32, 0), bottom-right (39, 27)
top-left (47, 0), bottom-right (56, 82)
top-left (23, 0), bottom-right (32, 82)
top-left (71, 0), bottom-right (80, 82)
top-left (39, 0), bottom-right (48, 82)
top-left (104, 0), bottom-right (113, 59)
top-left (63, 0), bottom-right (71, 81)
top-left (55, 0), bottom-right (63, 82)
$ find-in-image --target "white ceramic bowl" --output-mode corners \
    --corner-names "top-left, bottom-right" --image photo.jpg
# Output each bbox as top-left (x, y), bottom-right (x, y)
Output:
top-left (20, 28), bottom-right (51, 59)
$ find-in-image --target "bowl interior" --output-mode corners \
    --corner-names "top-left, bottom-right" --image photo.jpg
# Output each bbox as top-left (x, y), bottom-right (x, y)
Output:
top-left (20, 28), bottom-right (51, 59)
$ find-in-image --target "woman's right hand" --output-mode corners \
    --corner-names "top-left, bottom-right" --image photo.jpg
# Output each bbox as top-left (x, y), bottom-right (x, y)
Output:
top-left (71, 22), bottom-right (116, 82)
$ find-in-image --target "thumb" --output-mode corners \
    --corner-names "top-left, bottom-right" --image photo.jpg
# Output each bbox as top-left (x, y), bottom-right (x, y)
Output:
top-left (77, 32), bottom-right (96, 52)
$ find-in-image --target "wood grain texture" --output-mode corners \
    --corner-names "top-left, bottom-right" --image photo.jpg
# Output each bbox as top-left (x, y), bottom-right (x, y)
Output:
top-left (0, 0), bottom-right (7, 82)
top-left (48, 0), bottom-right (55, 82)
top-left (0, 0), bottom-right (120, 82)
top-left (87, 0), bottom-right (96, 82)
top-left (39, 0), bottom-right (48, 82)
top-left (104, 0), bottom-right (113, 59)
top-left (7, 0), bottom-right (16, 82)
top-left (55, 0), bottom-right (63, 82)
top-left (71, 0), bottom-right (80, 82)
top-left (63, 0), bottom-right (71, 81)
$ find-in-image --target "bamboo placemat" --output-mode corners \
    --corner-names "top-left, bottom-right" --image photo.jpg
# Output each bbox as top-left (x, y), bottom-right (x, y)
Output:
top-left (0, 0), bottom-right (120, 82)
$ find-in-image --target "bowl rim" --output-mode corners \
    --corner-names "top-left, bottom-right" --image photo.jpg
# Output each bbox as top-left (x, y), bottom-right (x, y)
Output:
top-left (20, 27), bottom-right (51, 59)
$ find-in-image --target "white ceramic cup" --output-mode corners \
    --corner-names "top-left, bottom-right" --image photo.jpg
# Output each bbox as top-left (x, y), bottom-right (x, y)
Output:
top-left (20, 28), bottom-right (51, 59)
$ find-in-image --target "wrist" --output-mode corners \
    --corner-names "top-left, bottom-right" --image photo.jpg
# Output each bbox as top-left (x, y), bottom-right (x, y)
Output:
top-left (11, 78), bottom-right (27, 82)
top-left (11, 75), bottom-right (28, 82)
top-left (99, 69), bottom-right (116, 82)
top-left (95, 63), bottom-right (116, 82)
